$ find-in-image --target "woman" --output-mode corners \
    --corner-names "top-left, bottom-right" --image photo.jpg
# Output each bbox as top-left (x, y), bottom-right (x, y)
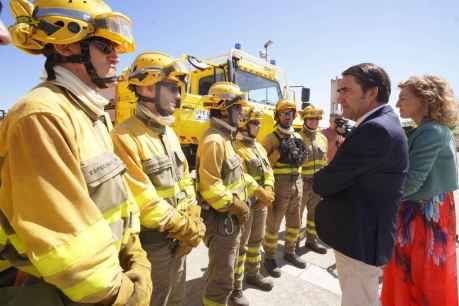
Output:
top-left (381, 75), bottom-right (458, 306)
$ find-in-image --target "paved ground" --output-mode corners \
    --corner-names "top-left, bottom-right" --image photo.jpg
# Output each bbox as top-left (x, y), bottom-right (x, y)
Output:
top-left (183, 191), bottom-right (459, 306)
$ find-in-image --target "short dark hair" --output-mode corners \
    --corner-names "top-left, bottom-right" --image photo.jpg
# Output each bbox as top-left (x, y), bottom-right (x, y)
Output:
top-left (342, 63), bottom-right (391, 103)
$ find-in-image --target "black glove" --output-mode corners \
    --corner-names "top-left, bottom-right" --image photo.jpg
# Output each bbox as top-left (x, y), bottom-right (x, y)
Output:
top-left (334, 118), bottom-right (353, 137)
top-left (290, 138), bottom-right (308, 167)
top-left (279, 138), bottom-right (291, 157)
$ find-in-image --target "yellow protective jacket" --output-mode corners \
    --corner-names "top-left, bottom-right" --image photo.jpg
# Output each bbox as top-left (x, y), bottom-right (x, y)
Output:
top-left (262, 127), bottom-right (303, 175)
top-left (0, 83), bottom-right (141, 303)
top-left (197, 118), bottom-right (258, 212)
top-left (235, 134), bottom-right (274, 188)
top-left (299, 128), bottom-right (328, 177)
top-left (111, 114), bottom-right (197, 231)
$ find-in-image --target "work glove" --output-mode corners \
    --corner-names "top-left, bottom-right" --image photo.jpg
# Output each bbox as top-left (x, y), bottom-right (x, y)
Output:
top-left (166, 210), bottom-right (206, 247)
top-left (174, 242), bottom-right (194, 258)
top-left (109, 273), bottom-right (135, 306)
top-left (125, 269), bottom-right (152, 306)
top-left (255, 186), bottom-right (275, 209)
top-left (116, 235), bottom-right (152, 306)
top-left (253, 186), bottom-right (274, 207)
top-left (227, 194), bottom-right (249, 224)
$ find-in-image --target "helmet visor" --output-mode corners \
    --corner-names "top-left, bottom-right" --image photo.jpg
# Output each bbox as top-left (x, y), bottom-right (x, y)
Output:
top-left (129, 60), bottom-right (189, 87)
top-left (95, 13), bottom-right (134, 53)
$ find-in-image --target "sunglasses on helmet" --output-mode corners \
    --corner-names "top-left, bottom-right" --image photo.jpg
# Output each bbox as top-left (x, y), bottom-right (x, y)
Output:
top-left (90, 37), bottom-right (116, 55)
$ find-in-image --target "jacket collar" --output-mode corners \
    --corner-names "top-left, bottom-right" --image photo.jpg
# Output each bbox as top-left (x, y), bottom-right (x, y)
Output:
top-left (358, 104), bottom-right (393, 127)
top-left (210, 117), bottom-right (238, 138)
top-left (347, 104), bottom-right (393, 138)
top-left (135, 108), bottom-right (166, 135)
top-left (237, 131), bottom-right (256, 146)
top-left (275, 125), bottom-right (294, 138)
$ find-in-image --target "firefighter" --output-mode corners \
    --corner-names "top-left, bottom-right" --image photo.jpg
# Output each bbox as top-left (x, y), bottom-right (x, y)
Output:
top-left (262, 99), bottom-right (308, 277)
top-left (233, 107), bottom-right (275, 295)
top-left (197, 82), bottom-right (273, 306)
top-left (111, 52), bottom-right (205, 306)
top-left (0, 0), bottom-right (151, 305)
top-left (298, 105), bottom-right (328, 254)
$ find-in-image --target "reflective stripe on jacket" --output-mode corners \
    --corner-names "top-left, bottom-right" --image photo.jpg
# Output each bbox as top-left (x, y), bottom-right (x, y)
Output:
top-left (197, 118), bottom-right (258, 212)
top-left (299, 129), bottom-right (328, 177)
top-left (111, 115), bottom-right (198, 230)
top-left (262, 128), bottom-right (303, 175)
top-left (0, 83), bottom-right (140, 303)
top-left (235, 137), bottom-right (274, 188)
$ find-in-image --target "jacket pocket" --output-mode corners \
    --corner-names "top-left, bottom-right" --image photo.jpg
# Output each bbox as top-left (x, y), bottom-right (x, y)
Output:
top-left (247, 158), bottom-right (263, 178)
top-left (81, 152), bottom-right (131, 245)
top-left (143, 155), bottom-right (175, 188)
top-left (222, 154), bottom-right (242, 186)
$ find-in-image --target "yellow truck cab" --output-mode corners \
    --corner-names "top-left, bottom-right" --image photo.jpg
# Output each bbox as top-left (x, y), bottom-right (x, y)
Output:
top-left (114, 46), bottom-right (309, 167)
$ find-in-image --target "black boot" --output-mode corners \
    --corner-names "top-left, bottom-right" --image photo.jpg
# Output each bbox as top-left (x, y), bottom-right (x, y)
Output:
top-left (229, 289), bottom-right (249, 306)
top-left (305, 239), bottom-right (327, 254)
top-left (246, 272), bottom-right (274, 291)
top-left (284, 253), bottom-right (307, 269)
top-left (263, 258), bottom-right (281, 278)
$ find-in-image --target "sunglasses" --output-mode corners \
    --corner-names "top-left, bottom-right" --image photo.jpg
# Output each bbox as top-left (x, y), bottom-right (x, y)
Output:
top-left (90, 38), bottom-right (116, 55)
top-left (248, 120), bottom-right (261, 126)
top-left (159, 81), bottom-right (181, 94)
top-left (279, 110), bottom-right (294, 117)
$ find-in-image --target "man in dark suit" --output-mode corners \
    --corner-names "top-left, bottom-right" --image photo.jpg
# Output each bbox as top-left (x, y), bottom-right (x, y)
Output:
top-left (313, 63), bottom-right (409, 306)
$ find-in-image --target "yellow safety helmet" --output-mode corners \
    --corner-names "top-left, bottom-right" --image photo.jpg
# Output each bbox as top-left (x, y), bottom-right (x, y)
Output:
top-left (240, 106), bottom-right (264, 127)
top-left (274, 99), bottom-right (297, 119)
top-left (128, 52), bottom-right (188, 88)
top-left (203, 82), bottom-right (248, 110)
top-left (301, 105), bottom-right (324, 120)
top-left (8, 0), bottom-right (134, 54)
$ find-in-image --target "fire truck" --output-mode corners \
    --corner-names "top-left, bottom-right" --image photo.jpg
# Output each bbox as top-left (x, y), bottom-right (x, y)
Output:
top-left (114, 46), bottom-right (309, 166)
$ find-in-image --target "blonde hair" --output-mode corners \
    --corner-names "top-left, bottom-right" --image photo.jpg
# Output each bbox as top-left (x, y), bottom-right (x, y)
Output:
top-left (399, 75), bottom-right (459, 128)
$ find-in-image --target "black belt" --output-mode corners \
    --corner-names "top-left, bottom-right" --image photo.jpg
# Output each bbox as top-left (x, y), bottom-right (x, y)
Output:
top-left (139, 229), bottom-right (171, 247)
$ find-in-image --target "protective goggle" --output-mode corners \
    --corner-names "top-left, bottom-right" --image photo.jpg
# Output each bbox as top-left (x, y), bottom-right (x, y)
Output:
top-left (279, 110), bottom-right (295, 117)
top-left (128, 61), bottom-right (189, 86)
top-left (33, 8), bottom-right (134, 53)
top-left (220, 96), bottom-right (248, 110)
top-left (93, 13), bottom-right (134, 53)
top-left (90, 37), bottom-right (116, 55)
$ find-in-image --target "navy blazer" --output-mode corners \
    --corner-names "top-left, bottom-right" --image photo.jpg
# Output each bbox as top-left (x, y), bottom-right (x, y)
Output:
top-left (313, 105), bottom-right (409, 266)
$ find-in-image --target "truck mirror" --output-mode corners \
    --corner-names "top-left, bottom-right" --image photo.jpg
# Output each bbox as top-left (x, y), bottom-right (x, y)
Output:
top-left (187, 55), bottom-right (209, 70)
top-left (301, 88), bottom-right (310, 102)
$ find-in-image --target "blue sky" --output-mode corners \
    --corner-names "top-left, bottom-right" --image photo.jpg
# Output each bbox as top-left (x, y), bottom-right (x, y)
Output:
top-left (1, 0), bottom-right (459, 119)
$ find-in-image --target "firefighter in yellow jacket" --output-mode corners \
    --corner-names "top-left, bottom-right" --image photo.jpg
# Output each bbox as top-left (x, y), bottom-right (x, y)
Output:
top-left (111, 52), bottom-right (205, 306)
top-left (233, 107), bottom-right (275, 297)
top-left (197, 82), bottom-right (272, 306)
top-left (262, 99), bottom-right (308, 278)
top-left (0, 1), bottom-right (151, 305)
top-left (298, 105), bottom-right (328, 254)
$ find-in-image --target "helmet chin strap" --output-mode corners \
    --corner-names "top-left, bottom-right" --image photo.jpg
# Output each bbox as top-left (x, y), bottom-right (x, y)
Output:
top-left (80, 40), bottom-right (116, 89)
top-left (227, 106), bottom-right (241, 128)
top-left (137, 82), bottom-right (175, 117)
top-left (44, 39), bottom-right (117, 89)
top-left (279, 122), bottom-right (292, 129)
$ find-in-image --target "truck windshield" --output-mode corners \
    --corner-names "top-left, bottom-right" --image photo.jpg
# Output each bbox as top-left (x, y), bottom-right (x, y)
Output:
top-left (236, 70), bottom-right (281, 106)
